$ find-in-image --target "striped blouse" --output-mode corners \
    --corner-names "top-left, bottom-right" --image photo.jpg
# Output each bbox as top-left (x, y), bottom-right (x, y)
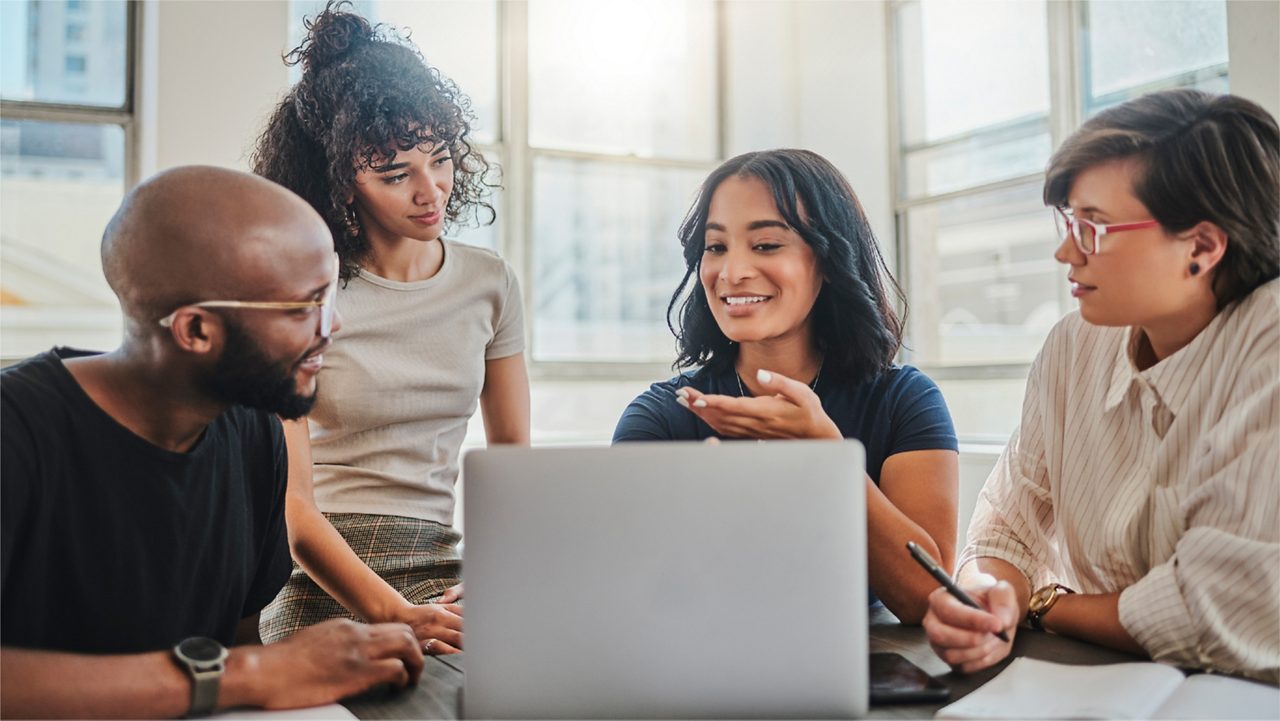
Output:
top-left (960, 278), bottom-right (1279, 683)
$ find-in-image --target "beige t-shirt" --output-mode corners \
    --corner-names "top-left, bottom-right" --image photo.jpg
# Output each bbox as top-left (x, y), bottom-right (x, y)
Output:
top-left (309, 240), bottom-right (525, 524)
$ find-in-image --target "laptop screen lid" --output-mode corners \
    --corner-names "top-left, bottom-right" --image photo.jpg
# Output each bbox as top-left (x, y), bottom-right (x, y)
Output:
top-left (462, 441), bottom-right (869, 719)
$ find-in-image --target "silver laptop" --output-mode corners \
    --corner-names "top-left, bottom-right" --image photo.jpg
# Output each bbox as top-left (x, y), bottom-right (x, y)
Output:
top-left (461, 441), bottom-right (869, 719)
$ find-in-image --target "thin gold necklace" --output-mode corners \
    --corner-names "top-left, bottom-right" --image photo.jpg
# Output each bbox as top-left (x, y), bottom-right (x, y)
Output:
top-left (735, 360), bottom-right (823, 397)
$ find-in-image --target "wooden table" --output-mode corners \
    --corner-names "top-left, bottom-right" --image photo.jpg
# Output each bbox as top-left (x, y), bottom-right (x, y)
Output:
top-left (344, 607), bottom-right (1144, 719)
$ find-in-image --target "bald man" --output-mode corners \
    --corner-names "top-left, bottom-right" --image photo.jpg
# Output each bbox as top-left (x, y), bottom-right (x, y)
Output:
top-left (0, 167), bottom-right (423, 718)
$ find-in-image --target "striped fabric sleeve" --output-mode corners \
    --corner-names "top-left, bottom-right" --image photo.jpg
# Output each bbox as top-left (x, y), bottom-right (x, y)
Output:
top-left (1118, 344), bottom-right (1280, 684)
top-left (957, 336), bottom-right (1060, 587)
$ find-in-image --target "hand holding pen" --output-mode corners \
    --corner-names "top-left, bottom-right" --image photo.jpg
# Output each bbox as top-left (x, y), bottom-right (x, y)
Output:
top-left (907, 542), bottom-right (1009, 642)
top-left (911, 542), bottom-right (1021, 674)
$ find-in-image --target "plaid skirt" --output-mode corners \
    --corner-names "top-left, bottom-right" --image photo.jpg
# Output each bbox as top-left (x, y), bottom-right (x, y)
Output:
top-left (259, 513), bottom-right (462, 644)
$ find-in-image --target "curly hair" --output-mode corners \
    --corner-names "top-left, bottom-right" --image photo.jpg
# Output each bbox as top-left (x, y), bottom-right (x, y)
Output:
top-left (668, 149), bottom-right (906, 384)
top-left (252, 1), bottom-right (495, 282)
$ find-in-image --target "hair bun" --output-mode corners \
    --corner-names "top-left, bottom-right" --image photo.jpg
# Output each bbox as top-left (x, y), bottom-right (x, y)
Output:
top-left (288, 1), bottom-right (375, 75)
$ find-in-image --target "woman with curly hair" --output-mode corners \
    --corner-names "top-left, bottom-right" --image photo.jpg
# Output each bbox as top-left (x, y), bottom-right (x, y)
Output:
top-left (251, 2), bottom-right (528, 654)
top-left (613, 149), bottom-right (959, 623)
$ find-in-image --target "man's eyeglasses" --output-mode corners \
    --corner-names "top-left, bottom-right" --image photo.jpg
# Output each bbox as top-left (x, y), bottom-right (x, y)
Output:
top-left (1055, 207), bottom-right (1160, 256)
top-left (158, 254), bottom-right (340, 338)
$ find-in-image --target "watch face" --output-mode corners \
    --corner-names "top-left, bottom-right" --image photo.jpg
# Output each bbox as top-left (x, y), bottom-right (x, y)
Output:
top-left (177, 637), bottom-right (226, 663)
top-left (1028, 586), bottom-right (1055, 612)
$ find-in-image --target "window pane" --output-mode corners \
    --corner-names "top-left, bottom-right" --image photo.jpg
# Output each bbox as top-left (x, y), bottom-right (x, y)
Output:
top-left (903, 184), bottom-right (1062, 367)
top-left (288, 0), bottom-right (500, 144)
top-left (1, 120), bottom-right (125, 358)
top-left (896, 0), bottom-right (1049, 145)
top-left (903, 118), bottom-right (1051, 198)
top-left (450, 182), bottom-right (501, 252)
top-left (1084, 0), bottom-right (1228, 109)
top-left (0, 0), bottom-right (128, 107)
top-left (531, 157), bottom-right (704, 362)
top-left (528, 0), bottom-right (716, 160)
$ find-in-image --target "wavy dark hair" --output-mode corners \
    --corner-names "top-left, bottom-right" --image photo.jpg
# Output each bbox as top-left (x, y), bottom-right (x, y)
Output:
top-left (252, 1), bottom-right (495, 282)
top-left (669, 149), bottom-right (905, 384)
top-left (1044, 89), bottom-right (1279, 308)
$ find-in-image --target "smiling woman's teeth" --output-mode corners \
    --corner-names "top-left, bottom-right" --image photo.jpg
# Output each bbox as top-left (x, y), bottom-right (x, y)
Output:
top-left (724, 296), bottom-right (768, 306)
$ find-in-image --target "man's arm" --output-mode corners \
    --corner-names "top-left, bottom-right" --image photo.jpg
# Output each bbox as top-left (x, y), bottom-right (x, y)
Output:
top-left (0, 619), bottom-right (424, 719)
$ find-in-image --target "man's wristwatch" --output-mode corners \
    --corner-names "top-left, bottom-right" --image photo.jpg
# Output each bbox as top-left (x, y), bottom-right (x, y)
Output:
top-left (1026, 583), bottom-right (1075, 631)
top-left (172, 637), bottom-right (228, 717)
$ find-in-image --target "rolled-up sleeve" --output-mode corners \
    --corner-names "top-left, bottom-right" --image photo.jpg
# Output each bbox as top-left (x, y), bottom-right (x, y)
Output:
top-left (1118, 357), bottom-right (1280, 683)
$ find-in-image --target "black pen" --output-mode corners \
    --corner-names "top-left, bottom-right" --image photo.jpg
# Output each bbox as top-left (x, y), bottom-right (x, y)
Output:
top-left (907, 541), bottom-right (1010, 642)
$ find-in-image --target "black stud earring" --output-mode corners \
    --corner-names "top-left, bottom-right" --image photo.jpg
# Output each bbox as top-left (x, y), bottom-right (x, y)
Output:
top-left (1190, 262), bottom-right (1201, 276)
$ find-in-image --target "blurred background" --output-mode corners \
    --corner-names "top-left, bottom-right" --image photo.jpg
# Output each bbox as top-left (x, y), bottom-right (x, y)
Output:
top-left (2, 0), bottom-right (1276, 532)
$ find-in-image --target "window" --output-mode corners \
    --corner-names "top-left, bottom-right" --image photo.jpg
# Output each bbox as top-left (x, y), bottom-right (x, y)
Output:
top-left (1, 0), bottom-right (132, 361)
top-left (892, 0), bottom-right (1229, 439)
top-left (1081, 0), bottom-right (1229, 116)
top-left (526, 0), bottom-right (717, 364)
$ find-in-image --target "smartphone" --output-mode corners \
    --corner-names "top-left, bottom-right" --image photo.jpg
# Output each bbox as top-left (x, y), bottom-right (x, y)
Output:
top-left (869, 652), bottom-right (951, 705)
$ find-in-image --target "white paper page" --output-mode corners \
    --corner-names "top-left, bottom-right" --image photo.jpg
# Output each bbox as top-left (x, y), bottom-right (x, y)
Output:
top-left (1151, 674), bottom-right (1280, 720)
top-left (936, 658), bottom-right (1186, 719)
top-left (215, 703), bottom-right (356, 720)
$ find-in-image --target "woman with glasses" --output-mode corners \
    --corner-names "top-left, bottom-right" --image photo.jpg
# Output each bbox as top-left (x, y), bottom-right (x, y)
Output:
top-left (249, 2), bottom-right (529, 655)
top-left (613, 149), bottom-right (960, 624)
top-left (923, 89), bottom-right (1279, 682)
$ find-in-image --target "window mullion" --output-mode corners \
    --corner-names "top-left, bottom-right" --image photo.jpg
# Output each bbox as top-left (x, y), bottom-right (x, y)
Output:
top-left (499, 0), bottom-right (532, 355)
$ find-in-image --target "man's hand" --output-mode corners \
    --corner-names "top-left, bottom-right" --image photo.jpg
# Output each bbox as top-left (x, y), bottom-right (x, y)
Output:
top-left (921, 575), bottom-right (1020, 674)
top-left (675, 370), bottom-right (841, 440)
top-left (393, 601), bottom-right (464, 654)
top-left (247, 618), bottom-right (424, 709)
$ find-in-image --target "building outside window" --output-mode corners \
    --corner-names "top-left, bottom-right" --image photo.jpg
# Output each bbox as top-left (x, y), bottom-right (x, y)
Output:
top-left (1, 0), bottom-right (132, 361)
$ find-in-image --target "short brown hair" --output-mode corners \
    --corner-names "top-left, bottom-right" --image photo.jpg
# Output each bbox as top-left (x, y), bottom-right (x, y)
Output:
top-left (1044, 89), bottom-right (1279, 308)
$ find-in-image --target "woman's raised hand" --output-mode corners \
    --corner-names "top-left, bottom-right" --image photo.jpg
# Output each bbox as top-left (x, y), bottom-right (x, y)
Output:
top-left (676, 369), bottom-right (842, 440)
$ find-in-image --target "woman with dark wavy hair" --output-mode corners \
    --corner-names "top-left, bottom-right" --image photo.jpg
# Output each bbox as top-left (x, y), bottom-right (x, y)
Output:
top-left (613, 149), bottom-right (959, 622)
top-left (251, 2), bottom-right (529, 654)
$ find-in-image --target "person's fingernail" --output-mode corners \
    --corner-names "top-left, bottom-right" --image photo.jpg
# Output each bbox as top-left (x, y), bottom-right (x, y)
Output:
top-left (676, 388), bottom-right (689, 399)
top-left (693, 399), bottom-right (708, 408)
top-left (757, 369), bottom-right (772, 384)
top-left (676, 397), bottom-right (690, 409)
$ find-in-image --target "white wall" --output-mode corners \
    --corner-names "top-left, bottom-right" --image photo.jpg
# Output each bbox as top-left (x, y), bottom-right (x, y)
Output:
top-left (1226, 0), bottom-right (1280, 119)
top-left (137, 0), bottom-right (292, 177)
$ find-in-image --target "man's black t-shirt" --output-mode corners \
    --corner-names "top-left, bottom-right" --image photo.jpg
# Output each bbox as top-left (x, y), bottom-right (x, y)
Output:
top-left (0, 348), bottom-right (292, 653)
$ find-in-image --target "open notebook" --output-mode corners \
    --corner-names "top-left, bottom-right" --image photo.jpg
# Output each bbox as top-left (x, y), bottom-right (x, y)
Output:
top-left (937, 658), bottom-right (1279, 720)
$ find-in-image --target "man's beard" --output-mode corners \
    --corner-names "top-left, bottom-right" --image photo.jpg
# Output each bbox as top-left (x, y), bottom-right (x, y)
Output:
top-left (199, 319), bottom-right (319, 420)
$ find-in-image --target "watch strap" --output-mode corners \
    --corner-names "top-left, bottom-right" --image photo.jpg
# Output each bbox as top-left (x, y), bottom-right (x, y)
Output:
top-left (173, 638), bottom-right (227, 718)
top-left (188, 667), bottom-right (222, 718)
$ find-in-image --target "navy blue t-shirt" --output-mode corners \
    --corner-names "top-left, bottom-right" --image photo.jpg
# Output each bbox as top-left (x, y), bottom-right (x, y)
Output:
top-left (613, 363), bottom-right (957, 608)
top-left (613, 364), bottom-right (958, 485)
